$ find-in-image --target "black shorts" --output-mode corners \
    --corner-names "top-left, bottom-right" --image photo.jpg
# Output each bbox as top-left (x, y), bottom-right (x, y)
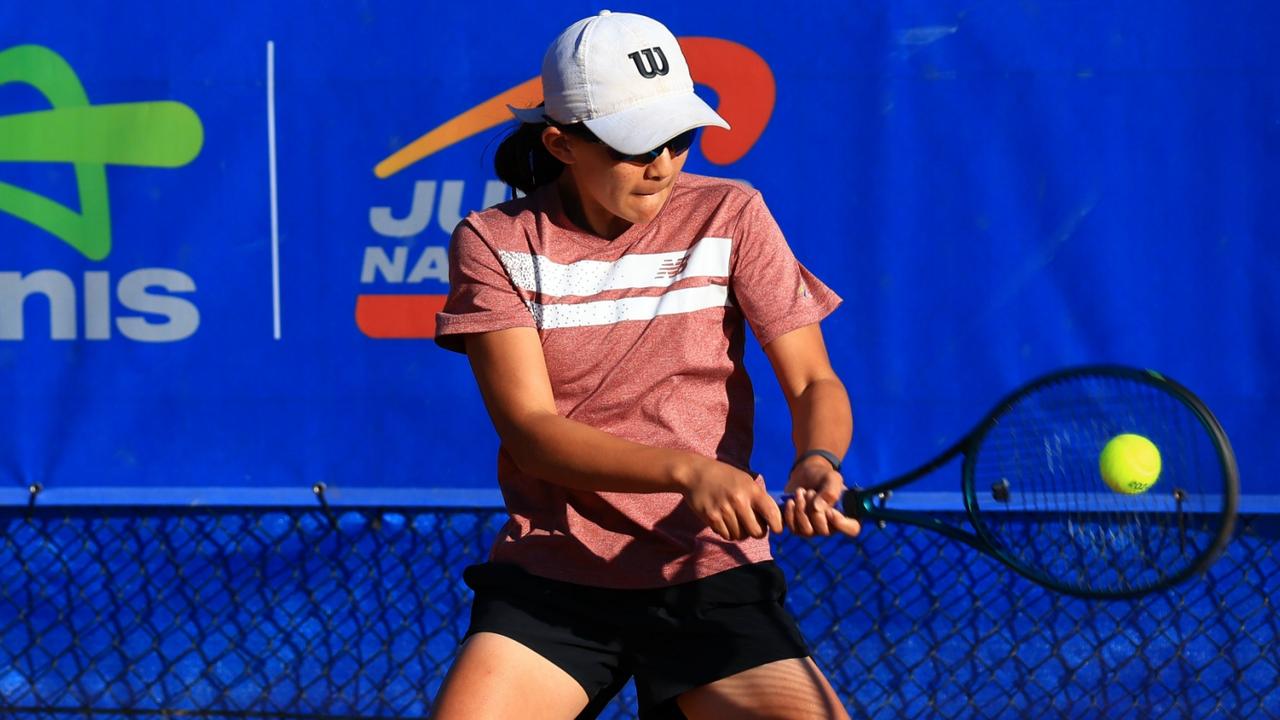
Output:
top-left (462, 560), bottom-right (811, 720)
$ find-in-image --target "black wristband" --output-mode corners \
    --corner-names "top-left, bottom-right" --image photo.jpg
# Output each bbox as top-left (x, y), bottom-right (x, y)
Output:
top-left (790, 449), bottom-right (842, 474)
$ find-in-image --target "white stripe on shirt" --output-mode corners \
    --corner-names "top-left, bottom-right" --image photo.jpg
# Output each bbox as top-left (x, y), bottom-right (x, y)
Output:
top-left (498, 237), bottom-right (732, 298)
top-left (529, 284), bottom-right (731, 330)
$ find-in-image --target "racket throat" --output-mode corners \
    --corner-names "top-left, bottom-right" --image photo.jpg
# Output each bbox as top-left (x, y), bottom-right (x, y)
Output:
top-left (844, 487), bottom-right (893, 529)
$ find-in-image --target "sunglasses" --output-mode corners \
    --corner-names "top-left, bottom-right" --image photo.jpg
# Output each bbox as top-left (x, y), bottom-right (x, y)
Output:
top-left (554, 123), bottom-right (698, 164)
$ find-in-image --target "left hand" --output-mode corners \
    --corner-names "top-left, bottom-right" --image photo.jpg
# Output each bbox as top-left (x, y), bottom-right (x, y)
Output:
top-left (782, 456), bottom-right (861, 537)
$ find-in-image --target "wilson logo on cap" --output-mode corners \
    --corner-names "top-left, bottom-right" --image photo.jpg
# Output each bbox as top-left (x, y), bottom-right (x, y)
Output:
top-left (628, 48), bottom-right (670, 79)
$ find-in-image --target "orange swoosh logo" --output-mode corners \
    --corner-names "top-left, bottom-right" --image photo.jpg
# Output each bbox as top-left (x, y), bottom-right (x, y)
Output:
top-left (374, 37), bottom-right (774, 179)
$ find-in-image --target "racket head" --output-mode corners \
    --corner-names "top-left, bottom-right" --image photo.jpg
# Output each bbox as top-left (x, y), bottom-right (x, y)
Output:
top-left (961, 366), bottom-right (1238, 598)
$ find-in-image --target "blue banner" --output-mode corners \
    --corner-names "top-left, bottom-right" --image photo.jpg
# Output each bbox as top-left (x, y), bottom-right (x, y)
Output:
top-left (1, 1), bottom-right (1275, 505)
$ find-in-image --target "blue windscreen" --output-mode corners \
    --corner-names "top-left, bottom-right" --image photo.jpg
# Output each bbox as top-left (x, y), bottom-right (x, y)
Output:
top-left (0, 1), bottom-right (1274, 505)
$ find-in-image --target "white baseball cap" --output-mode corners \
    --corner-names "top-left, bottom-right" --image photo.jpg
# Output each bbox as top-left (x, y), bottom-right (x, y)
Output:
top-left (510, 10), bottom-right (730, 155)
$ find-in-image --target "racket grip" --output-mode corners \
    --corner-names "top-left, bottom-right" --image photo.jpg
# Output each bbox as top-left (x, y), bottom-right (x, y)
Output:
top-left (780, 491), bottom-right (866, 519)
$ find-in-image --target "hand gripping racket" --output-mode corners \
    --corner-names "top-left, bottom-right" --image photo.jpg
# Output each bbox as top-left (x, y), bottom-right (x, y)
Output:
top-left (843, 366), bottom-right (1238, 598)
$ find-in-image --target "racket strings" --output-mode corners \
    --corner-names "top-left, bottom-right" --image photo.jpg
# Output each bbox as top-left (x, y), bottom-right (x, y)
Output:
top-left (969, 372), bottom-right (1231, 595)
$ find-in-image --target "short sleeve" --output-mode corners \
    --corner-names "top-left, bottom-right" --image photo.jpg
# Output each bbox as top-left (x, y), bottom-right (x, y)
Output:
top-left (730, 192), bottom-right (842, 347)
top-left (433, 217), bottom-right (535, 353)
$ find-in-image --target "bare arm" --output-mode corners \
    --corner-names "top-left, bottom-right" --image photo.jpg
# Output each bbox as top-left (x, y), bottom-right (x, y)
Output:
top-left (762, 323), bottom-right (861, 537)
top-left (464, 326), bottom-right (782, 540)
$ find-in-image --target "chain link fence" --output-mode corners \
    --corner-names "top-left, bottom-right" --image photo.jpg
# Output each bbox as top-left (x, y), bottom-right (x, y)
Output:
top-left (1, 505), bottom-right (1276, 718)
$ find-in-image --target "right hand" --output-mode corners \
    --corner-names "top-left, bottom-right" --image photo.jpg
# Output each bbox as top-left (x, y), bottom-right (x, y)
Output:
top-left (781, 455), bottom-right (861, 538)
top-left (681, 460), bottom-right (784, 541)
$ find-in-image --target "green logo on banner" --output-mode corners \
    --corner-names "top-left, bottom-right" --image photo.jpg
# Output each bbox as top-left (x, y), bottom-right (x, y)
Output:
top-left (0, 44), bottom-right (204, 260)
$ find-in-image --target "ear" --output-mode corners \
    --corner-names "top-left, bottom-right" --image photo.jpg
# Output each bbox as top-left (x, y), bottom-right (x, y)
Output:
top-left (542, 126), bottom-right (577, 165)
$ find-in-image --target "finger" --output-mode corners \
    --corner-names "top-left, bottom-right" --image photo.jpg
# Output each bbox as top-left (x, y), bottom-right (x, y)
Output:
top-left (817, 472), bottom-right (845, 506)
top-left (751, 487), bottom-right (782, 535)
top-left (792, 490), bottom-right (815, 536)
top-left (783, 498), bottom-right (798, 532)
top-left (707, 513), bottom-right (731, 541)
top-left (762, 491), bottom-right (783, 532)
top-left (829, 510), bottom-right (861, 537)
top-left (809, 495), bottom-right (832, 535)
top-left (721, 508), bottom-right (742, 541)
top-left (735, 496), bottom-right (765, 539)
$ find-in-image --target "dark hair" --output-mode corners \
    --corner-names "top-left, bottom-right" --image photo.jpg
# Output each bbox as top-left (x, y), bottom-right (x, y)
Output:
top-left (493, 109), bottom-right (563, 196)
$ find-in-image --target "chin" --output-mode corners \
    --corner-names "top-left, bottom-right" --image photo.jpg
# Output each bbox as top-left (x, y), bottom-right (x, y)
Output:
top-left (628, 207), bottom-right (661, 224)
top-left (624, 191), bottom-right (670, 223)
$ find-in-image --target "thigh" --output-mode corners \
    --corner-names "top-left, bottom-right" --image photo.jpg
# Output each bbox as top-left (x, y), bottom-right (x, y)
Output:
top-left (451, 563), bottom-right (634, 718)
top-left (675, 657), bottom-right (849, 720)
top-left (430, 632), bottom-right (590, 720)
top-left (630, 562), bottom-right (814, 717)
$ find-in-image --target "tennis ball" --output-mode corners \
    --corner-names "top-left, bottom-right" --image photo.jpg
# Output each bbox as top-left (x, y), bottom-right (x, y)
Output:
top-left (1099, 434), bottom-right (1162, 494)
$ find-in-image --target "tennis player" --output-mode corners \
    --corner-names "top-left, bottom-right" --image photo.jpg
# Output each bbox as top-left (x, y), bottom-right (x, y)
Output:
top-left (430, 11), bottom-right (858, 720)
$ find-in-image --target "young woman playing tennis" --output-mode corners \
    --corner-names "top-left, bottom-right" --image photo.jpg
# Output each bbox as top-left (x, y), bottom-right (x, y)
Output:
top-left (430, 11), bottom-right (859, 720)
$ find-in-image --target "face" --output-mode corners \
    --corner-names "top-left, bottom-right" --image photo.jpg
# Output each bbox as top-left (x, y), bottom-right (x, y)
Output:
top-left (543, 127), bottom-right (690, 234)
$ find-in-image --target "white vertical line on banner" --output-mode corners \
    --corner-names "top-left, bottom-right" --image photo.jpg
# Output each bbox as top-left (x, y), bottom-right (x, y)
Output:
top-left (267, 40), bottom-right (282, 340)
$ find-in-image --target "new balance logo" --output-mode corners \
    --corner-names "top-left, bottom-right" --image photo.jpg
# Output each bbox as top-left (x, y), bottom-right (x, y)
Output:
top-left (628, 48), bottom-right (669, 79)
top-left (655, 255), bottom-right (689, 279)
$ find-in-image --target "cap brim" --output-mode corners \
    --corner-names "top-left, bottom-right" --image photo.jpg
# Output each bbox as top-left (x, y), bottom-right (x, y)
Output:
top-left (582, 92), bottom-right (730, 155)
top-left (507, 104), bottom-right (548, 124)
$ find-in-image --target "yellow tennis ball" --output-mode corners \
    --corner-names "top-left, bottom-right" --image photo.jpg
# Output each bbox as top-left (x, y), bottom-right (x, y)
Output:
top-left (1099, 433), bottom-right (1162, 494)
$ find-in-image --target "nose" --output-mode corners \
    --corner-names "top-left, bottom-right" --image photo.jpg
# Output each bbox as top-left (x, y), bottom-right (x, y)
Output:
top-left (644, 148), bottom-right (674, 180)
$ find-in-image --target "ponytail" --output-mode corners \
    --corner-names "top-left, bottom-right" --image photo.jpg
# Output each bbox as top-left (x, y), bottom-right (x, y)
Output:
top-left (494, 113), bottom-right (564, 197)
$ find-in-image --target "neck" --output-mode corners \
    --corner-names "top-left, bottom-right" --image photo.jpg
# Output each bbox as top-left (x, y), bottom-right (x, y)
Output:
top-left (557, 174), bottom-right (631, 240)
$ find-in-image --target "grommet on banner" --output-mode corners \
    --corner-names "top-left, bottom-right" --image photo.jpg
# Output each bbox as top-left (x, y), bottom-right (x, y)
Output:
top-left (27, 483), bottom-right (42, 510)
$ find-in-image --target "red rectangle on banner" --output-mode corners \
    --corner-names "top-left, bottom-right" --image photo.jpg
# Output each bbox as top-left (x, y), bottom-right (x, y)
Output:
top-left (355, 294), bottom-right (447, 338)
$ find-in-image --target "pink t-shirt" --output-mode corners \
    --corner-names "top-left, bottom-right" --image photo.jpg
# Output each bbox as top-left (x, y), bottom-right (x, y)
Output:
top-left (436, 172), bottom-right (841, 589)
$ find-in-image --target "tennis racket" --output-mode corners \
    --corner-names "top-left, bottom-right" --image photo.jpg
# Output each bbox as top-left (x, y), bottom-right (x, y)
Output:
top-left (842, 365), bottom-right (1238, 598)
